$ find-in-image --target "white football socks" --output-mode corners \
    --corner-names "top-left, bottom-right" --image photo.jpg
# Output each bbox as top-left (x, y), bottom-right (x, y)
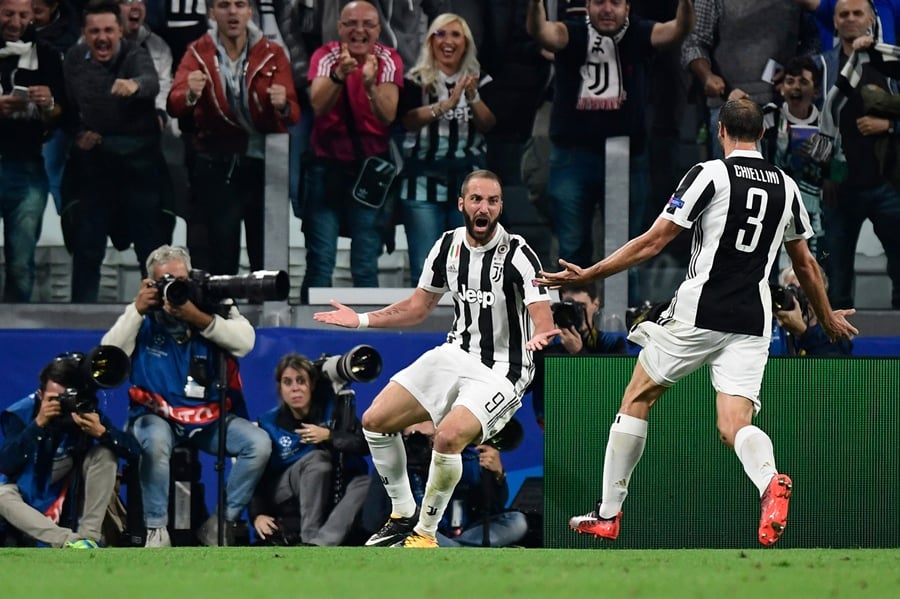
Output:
top-left (598, 413), bottom-right (648, 519)
top-left (363, 428), bottom-right (417, 518)
top-left (733, 425), bottom-right (778, 497)
top-left (416, 451), bottom-right (462, 537)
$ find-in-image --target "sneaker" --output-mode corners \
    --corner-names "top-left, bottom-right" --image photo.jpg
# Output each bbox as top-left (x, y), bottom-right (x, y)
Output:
top-left (197, 515), bottom-right (237, 547)
top-left (65, 539), bottom-right (99, 549)
top-left (401, 532), bottom-right (438, 548)
top-left (758, 473), bottom-right (792, 547)
top-left (144, 527), bottom-right (171, 548)
top-left (569, 510), bottom-right (623, 540)
top-left (365, 510), bottom-right (418, 547)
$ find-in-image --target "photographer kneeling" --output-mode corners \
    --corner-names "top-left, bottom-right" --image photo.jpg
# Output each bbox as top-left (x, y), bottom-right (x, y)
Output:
top-left (0, 355), bottom-right (139, 548)
top-left (772, 266), bottom-right (853, 357)
top-left (250, 354), bottom-right (370, 546)
top-left (101, 245), bottom-right (271, 547)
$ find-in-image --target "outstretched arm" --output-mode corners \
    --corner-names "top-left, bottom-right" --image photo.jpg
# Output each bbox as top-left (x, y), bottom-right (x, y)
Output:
top-left (536, 217), bottom-right (685, 288)
top-left (312, 288), bottom-right (444, 329)
top-left (784, 239), bottom-right (858, 341)
top-left (526, 0), bottom-right (569, 52)
top-left (650, 0), bottom-right (696, 49)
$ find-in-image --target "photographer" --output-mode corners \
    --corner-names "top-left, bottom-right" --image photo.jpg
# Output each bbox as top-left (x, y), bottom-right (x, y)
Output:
top-left (533, 283), bottom-right (625, 429)
top-left (773, 265), bottom-right (853, 357)
top-left (360, 421), bottom-right (527, 548)
top-left (549, 284), bottom-right (626, 356)
top-left (100, 244), bottom-right (271, 547)
top-left (250, 353), bottom-right (370, 546)
top-left (0, 355), bottom-right (139, 548)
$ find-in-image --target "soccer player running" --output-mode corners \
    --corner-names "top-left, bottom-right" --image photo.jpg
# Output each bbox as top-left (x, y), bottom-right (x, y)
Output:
top-left (313, 169), bottom-right (559, 548)
top-left (534, 99), bottom-right (858, 546)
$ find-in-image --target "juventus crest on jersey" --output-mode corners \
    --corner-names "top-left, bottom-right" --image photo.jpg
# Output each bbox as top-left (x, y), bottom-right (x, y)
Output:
top-left (418, 224), bottom-right (549, 395)
top-left (661, 149), bottom-right (813, 337)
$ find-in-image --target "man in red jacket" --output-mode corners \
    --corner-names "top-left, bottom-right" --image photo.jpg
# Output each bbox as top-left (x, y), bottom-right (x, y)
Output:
top-left (167, 0), bottom-right (299, 276)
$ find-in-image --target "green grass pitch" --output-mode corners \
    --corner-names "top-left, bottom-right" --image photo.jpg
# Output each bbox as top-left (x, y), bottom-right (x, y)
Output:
top-left (2, 547), bottom-right (898, 598)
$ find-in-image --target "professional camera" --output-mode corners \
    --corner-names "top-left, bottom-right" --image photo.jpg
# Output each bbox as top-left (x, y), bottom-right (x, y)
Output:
top-left (551, 298), bottom-right (587, 330)
top-left (770, 283), bottom-right (809, 315)
top-left (315, 344), bottom-right (383, 393)
top-left (53, 345), bottom-right (131, 415)
top-left (155, 269), bottom-right (289, 312)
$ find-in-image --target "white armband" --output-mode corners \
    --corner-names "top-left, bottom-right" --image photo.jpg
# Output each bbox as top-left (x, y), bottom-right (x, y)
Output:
top-left (357, 312), bottom-right (370, 329)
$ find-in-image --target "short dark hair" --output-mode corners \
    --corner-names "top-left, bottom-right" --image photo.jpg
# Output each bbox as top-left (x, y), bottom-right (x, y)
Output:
top-left (718, 98), bottom-right (764, 143)
top-left (460, 169), bottom-right (502, 197)
top-left (39, 356), bottom-right (82, 392)
top-left (783, 55), bottom-right (820, 88)
top-left (560, 283), bottom-right (599, 301)
top-left (82, 0), bottom-right (121, 27)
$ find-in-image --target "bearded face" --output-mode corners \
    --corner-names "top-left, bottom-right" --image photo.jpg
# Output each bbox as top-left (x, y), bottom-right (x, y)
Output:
top-left (459, 176), bottom-right (503, 246)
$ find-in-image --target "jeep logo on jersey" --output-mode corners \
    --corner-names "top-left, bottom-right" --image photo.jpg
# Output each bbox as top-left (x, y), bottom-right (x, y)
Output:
top-left (459, 285), bottom-right (496, 308)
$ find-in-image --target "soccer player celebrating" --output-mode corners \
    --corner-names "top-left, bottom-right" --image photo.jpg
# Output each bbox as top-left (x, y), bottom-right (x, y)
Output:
top-left (313, 169), bottom-right (558, 548)
top-left (534, 99), bottom-right (857, 546)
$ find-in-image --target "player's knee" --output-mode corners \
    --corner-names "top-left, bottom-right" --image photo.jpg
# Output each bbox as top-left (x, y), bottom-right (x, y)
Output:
top-left (360, 409), bottom-right (385, 433)
top-left (431, 428), bottom-right (469, 454)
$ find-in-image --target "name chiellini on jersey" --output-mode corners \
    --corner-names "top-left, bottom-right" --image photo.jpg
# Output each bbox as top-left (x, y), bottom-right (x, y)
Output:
top-left (419, 224), bottom-right (549, 395)
top-left (661, 149), bottom-right (813, 337)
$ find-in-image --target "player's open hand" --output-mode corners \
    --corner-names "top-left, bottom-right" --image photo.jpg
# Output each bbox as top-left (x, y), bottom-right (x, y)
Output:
top-left (526, 327), bottom-right (561, 351)
top-left (823, 308), bottom-right (858, 342)
top-left (312, 300), bottom-right (360, 328)
top-left (533, 259), bottom-right (590, 289)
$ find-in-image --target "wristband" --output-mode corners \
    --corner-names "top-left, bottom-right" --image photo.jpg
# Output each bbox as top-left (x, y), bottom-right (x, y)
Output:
top-left (330, 70), bottom-right (346, 85)
top-left (357, 312), bottom-right (369, 329)
top-left (430, 103), bottom-right (442, 118)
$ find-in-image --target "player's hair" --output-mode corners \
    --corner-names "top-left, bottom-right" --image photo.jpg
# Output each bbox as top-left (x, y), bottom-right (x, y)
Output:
top-left (460, 169), bottom-right (502, 197)
top-left (718, 98), bottom-right (764, 142)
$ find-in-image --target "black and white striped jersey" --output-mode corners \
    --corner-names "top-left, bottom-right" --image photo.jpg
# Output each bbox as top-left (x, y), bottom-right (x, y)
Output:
top-left (419, 224), bottom-right (550, 395)
top-left (661, 149), bottom-right (813, 337)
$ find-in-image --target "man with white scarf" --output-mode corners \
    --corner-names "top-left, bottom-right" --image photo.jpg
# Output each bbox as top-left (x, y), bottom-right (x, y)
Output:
top-left (0, 0), bottom-right (64, 302)
top-left (526, 0), bottom-right (693, 284)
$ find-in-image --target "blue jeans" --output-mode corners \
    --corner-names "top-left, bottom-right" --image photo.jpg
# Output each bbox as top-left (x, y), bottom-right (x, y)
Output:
top-left (401, 198), bottom-right (463, 284)
top-left (437, 511), bottom-right (529, 547)
top-left (546, 142), bottom-right (647, 303)
top-left (130, 413), bottom-right (271, 527)
top-left (300, 160), bottom-right (382, 301)
top-left (822, 182), bottom-right (900, 309)
top-left (0, 158), bottom-right (47, 302)
top-left (42, 128), bottom-right (71, 215)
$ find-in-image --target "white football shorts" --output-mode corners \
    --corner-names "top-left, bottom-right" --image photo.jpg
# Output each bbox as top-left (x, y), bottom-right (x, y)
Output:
top-left (391, 344), bottom-right (521, 442)
top-left (627, 318), bottom-right (770, 413)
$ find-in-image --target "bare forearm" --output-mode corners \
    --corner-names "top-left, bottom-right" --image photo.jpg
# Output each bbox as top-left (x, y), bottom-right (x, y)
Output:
top-left (527, 0), bottom-right (568, 52)
top-left (367, 292), bottom-right (440, 328)
top-left (586, 235), bottom-right (661, 280)
top-left (366, 84), bottom-right (396, 125)
top-left (310, 77), bottom-right (343, 116)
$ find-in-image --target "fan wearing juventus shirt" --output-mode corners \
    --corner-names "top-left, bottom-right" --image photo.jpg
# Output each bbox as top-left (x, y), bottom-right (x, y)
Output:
top-left (535, 98), bottom-right (857, 547)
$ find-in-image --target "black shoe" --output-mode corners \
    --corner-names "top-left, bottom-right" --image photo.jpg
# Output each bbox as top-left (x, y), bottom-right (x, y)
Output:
top-left (365, 510), bottom-right (418, 547)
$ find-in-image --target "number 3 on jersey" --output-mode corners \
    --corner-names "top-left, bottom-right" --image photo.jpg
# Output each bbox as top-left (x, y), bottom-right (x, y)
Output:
top-left (735, 187), bottom-right (768, 253)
